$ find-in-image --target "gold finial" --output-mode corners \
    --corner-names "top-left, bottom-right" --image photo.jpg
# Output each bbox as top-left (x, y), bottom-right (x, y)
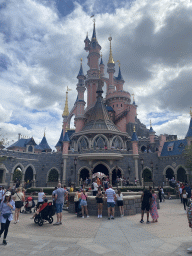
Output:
top-left (190, 107), bottom-right (192, 118)
top-left (132, 93), bottom-right (135, 101)
top-left (80, 58), bottom-right (83, 64)
top-left (65, 126), bottom-right (68, 132)
top-left (62, 87), bottom-right (72, 117)
top-left (150, 120), bottom-right (152, 128)
top-left (100, 52), bottom-right (102, 58)
top-left (44, 128), bottom-right (46, 137)
top-left (133, 125), bottom-right (136, 132)
top-left (108, 36), bottom-right (115, 64)
top-left (116, 60), bottom-right (120, 67)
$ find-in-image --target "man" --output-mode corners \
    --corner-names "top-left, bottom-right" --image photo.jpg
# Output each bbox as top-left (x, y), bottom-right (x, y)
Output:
top-left (54, 183), bottom-right (67, 225)
top-left (184, 184), bottom-right (191, 206)
top-left (92, 179), bottom-right (98, 196)
top-left (179, 186), bottom-right (183, 203)
top-left (105, 184), bottom-right (116, 220)
top-left (140, 187), bottom-right (152, 224)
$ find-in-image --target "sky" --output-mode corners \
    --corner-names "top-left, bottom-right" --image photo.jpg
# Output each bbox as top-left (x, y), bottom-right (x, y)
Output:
top-left (0, 0), bottom-right (192, 149)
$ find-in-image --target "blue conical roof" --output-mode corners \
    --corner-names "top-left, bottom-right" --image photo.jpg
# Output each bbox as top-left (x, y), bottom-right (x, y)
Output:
top-left (149, 126), bottom-right (155, 133)
top-left (39, 135), bottom-right (51, 151)
top-left (55, 129), bottom-right (64, 147)
top-left (77, 63), bottom-right (84, 77)
top-left (100, 57), bottom-right (104, 65)
top-left (115, 66), bottom-right (124, 81)
top-left (186, 118), bottom-right (192, 138)
top-left (92, 22), bottom-right (96, 40)
top-left (63, 131), bottom-right (70, 142)
top-left (131, 131), bottom-right (138, 141)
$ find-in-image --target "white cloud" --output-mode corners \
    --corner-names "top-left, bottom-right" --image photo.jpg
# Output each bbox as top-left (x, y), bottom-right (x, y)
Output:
top-left (0, 0), bottom-right (192, 149)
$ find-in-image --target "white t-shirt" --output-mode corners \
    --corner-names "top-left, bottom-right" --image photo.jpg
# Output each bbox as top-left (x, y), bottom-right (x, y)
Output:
top-left (38, 192), bottom-right (45, 202)
top-left (105, 188), bottom-right (116, 203)
top-left (179, 188), bottom-right (182, 195)
top-left (93, 182), bottom-right (98, 191)
top-left (116, 193), bottom-right (123, 201)
top-left (183, 192), bottom-right (188, 199)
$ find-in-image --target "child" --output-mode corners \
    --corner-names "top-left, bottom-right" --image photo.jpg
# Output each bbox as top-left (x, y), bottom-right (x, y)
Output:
top-left (116, 189), bottom-right (124, 217)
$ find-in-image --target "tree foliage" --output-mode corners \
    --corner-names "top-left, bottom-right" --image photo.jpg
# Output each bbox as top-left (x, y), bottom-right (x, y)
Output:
top-left (184, 144), bottom-right (192, 171)
top-left (48, 169), bottom-right (58, 182)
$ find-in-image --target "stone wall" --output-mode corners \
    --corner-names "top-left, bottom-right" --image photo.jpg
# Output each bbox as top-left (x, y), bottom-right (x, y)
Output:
top-left (68, 193), bottom-right (160, 217)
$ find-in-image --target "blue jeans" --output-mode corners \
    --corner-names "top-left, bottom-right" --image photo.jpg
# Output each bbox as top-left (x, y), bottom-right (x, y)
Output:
top-left (56, 203), bottom-right (63, 213)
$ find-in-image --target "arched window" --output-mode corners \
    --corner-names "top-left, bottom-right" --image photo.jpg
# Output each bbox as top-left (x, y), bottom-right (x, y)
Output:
top-left (94, 136), bottom-right (107, 149)
top-left (48, 169), bottom-right (59, 182)
top-left (0, 169), bottom-right (4, 183)
top-left (112, 137), bottom-right (122, 149)
top-left (142, 169), bottom-right (152, 182)
top-left (28, 145), bottom-right (33, 152)
top-left (13, 167), bottom-right (22, 182)
top-left (166, 168), bottom-right (174, 180)
top-left (177, 167), bottom-right (187, 183)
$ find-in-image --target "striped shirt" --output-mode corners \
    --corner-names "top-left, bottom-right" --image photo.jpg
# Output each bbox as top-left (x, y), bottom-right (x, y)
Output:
top-left (105, 188), bottom-right (115, 203)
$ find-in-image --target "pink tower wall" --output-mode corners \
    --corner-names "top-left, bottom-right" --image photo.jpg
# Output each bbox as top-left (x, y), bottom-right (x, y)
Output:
top-left (63, 141), bottom-right (69, 154)
top-left (132, 141), bottom-right (138, 155)
top-left (149, 134), bottom-right (155, 143)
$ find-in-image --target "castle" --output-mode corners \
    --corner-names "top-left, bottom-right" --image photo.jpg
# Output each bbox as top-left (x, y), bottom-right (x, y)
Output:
top-left (0, 21), bottom-right (191, 188)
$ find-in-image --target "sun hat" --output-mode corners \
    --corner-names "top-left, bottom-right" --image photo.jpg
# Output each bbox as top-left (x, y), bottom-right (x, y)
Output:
top-left (5, 191), bottom-right (11, 197)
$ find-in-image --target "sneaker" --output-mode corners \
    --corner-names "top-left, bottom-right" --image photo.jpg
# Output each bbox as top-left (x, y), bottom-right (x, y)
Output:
top-left (108, 217), bottom-right (110, 220)
top-left (3, 240), bottom-right (7, 245)
top-left (82, 216), bottom-right (84, 218)
top-left (111, 216), bottom-right (114, 219)
top-left (140, 220), bottom-right (144, 223)
top-left (100, 215), bottom-right (102, 218)
top-left (87, 215), bottom-right (89, 218)
top-left (14, 221), bottom-right (17, 224)
top-left (146, 221), bottom-right (150, 224)
top-left (59, 222), bottom-right (62, 225)
top-left (17, 220), bottom-right (19, 223)
top-left (53, 222), bottom-right (60, 225)
top-left (98, 215), bottom-right (100, 218)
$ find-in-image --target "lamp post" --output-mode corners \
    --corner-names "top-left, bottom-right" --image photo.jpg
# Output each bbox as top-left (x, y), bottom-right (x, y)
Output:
top-left (74, 157), bottom-right (77, 188)
top-left (140, 157), bottom-right (144, 186)
top-left (128, 165), bottom-right (131, 177)
top-left (150, 160), bottom-right (154, 188)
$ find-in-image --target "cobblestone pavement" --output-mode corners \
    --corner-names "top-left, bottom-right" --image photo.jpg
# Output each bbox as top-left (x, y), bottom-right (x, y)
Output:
top-left (0, 200), bottom-right (192, 256)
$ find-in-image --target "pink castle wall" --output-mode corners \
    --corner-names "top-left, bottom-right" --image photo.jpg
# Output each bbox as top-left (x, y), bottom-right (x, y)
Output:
top-left (63, 141), bottom-right (69, 154)
top-left (132, 141), bottom-right (138, 155)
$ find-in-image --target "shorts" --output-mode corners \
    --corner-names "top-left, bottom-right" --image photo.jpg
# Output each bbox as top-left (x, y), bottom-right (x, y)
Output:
top-left (93, 191), bottom-right (97, 196)
top-left (80, 199), bottom-right (87, 207)
top-left (107, 202), bottom-right (115, 208)
top-left (96, 198), bottom-right (103, 204)
top-left (15, 201), bottom-right (23, 209)
top-left (56, 203), bottom-right (63, 213)
top-left (141, 202), bottom-right (150, 211)
top-left (117, 200), bottom-right (123, 207)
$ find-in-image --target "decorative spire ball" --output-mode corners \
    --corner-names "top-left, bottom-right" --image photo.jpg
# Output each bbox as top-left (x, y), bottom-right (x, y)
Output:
top-left (132, 93), bottom-right (135, 102)
top-left (116, 60), bottom-right (120, 67)
top-left (150, 120), bottom-right (152, 128)
top-left (133, 125), bottom-right (136, 132)
top-left (108, 36), bottom-right (115, 64)
top-left (80, 58), bottom-right (83, 64)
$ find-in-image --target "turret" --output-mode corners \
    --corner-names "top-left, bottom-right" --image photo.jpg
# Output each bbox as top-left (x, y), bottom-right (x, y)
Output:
top-left (62, 86), bottom-right (71, 131)
top-left (99, 52), bottom-right (105, 76)
top-left (186, 107), bottom-right (192, 146)
top-left (62, 129), bottom-right (70, 155)
top-left (149, 120), bottom-right (156, 144)
top-left (84, 32), bottom-right (90, 51)
top-left (75, 58), bottom-right (86, 132)
top-left (115, 61), bottom-right (124, 91)
top-left (85, 20), bottom-right (102, 108)
top-left (107, 36), bottom-right (115, 95)
top-left (131, 125), bottom-right (138, 155)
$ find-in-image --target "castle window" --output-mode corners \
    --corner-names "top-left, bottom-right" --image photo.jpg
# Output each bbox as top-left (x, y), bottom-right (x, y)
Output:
top-left (179, 143), bottom-right (185, 148)
top-left (121, 104), bottom-right (122, 107)
top-left (113, 105), bottom-right (114, 108)
top-left (117, 104), bottom-right (118, 107)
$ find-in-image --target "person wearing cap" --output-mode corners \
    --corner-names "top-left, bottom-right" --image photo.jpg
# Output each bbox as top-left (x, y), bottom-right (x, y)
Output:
top-left (0, 191), bottom-right (15, 245)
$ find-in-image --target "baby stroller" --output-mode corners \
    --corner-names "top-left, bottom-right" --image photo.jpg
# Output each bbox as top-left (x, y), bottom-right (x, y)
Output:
top-left (22, 196), bottom-right (35, 213)
top-left (34, 202), bottom-right (55, 226)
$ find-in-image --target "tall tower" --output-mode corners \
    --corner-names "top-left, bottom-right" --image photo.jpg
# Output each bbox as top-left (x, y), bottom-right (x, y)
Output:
top-left (84, 20), bottom-right (101, 109)
top-left (75, 58), bottom-right (86, 132)
top-left (186, 107), bottom-right (192, 146)
top-left (106, 37), bottom-right (115, 95)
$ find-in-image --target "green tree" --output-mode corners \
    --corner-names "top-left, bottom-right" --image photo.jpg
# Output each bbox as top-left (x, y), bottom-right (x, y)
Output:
top-left (13, 168), bottom-right (22, 182)
top-left (48, 169), bottom-right (58, 182)
top-left (184, 144), bottom-right (192, 172)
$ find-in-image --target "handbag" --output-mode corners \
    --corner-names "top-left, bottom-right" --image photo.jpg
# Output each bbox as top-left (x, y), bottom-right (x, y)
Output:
top-left (3, 213), bottom-right (11, 220)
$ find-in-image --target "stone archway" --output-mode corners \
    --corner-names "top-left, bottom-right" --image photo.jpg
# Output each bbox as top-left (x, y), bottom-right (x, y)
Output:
top-left (92, 164), bottom-right (109, 176)
top-left (141, 145), bottom-right (147, 153)
top-left (166, 168), bottom-right (175, 180)
top-left (79, 168), bottom-right (90, 181)
top-left (142, 168), bottom-right (152, 182)
top-left (47, 168), bottom-right (60, 187)
top-left (112, 168), bottom-right (122, 186)
top-left (177, 167), bottom-right (187, 183)
top-left (24, 166), bottom-right (33, 188)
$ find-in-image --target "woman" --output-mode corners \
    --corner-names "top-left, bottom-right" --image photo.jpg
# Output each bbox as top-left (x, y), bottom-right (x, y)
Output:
top-left (80, 189), bottom-right (89, 218)
top-left (13, 187), bottom-right (24, 224)
top-left (0, 191), bottom-right (15, 245)
top-left (116, 189), bottom-right (124, 217)
top-left (96, 187), bottom-right (103, 218)
top-left (149, 190), bottom-right (159, 223)
top-left (182, 189), bottom-right (188, 211)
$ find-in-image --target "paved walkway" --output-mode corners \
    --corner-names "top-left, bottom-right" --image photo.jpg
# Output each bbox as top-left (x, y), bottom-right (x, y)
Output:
top-left (0, 200), bottom-right (192, 255)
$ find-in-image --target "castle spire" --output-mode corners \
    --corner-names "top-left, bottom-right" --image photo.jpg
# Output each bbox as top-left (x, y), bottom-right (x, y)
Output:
top-left (190, 107), bottom-right (192, 118)
top-left (62, 86), bottom-right (71, 117)
top-left (77, 58), bottom-right (84, 77)
top-left (92, 19), bottom-right (96, 40)
top-left (108, 37), bottom-right (115, 64)
top-left (132, 94), bottom-right (135, 105)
